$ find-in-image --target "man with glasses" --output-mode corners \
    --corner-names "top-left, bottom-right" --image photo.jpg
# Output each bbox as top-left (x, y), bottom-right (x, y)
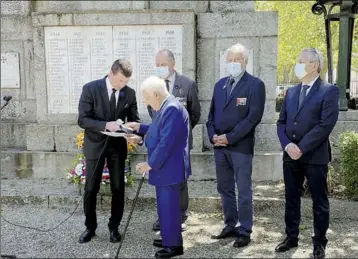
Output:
top-left (276, 48), bottom-right (339, 259)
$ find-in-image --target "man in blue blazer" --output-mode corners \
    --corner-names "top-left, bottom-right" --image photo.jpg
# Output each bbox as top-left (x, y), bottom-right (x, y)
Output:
top-left (148, 49), bottom-right (201, 232)
top-left (125, 76), bottom-right (190, 258)
top-left (206, 43), bottom-right (266, 248)
top-left (275, 48), bottom-right (339, 259)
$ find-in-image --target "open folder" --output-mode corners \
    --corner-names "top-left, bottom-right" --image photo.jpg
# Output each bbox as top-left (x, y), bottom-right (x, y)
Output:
top-left (100, 131), bottom-right (126, 137)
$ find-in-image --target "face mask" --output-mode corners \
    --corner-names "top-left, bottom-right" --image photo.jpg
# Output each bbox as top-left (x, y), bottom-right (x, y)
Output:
top-left (155, 66), bottom-right (169, 79)
top-left (227, 62), bottom-right (242, 77)
top-left (294, 63), bottom-right (307, 79)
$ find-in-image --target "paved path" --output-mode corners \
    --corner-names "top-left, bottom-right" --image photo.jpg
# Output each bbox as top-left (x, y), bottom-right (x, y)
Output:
top-left (1, 203), bottom-right (358, 258)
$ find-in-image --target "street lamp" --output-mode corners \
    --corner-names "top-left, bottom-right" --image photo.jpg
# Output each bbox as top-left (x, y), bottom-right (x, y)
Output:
top-left (312, 0), bottom-right (358, 111)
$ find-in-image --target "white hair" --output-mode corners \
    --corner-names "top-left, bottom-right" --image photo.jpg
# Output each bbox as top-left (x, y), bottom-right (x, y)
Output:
top-left (300, 48), bottom-right (324, 73)
top-left (226, 43), bottom-right (249, 63)
top-left (141, 76), bottom-right (168, 96)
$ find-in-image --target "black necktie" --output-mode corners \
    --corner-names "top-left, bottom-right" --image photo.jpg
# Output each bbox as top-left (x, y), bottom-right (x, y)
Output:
top-left (110, 88), bottom-right (117, 120)
top-left (226, 78), bottom-right (235, 98)
top-left (165, 80), bottom-right (170, 92)
top-left (298, 85), bottom-right (310, 109)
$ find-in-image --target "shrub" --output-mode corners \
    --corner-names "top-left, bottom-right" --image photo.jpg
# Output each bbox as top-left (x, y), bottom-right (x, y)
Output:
top-left (338, 131), bottom-right (358, 198)
top-left (276, 97), bottom-right (284, 112)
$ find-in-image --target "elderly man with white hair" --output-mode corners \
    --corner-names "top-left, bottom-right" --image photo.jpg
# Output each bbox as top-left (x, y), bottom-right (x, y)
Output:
top-left (124, 76), bottom-right (190, 258)
top-left (276, 48), bottom-right (339, 259)
top-left (206, 43), bottom-right (266, 248)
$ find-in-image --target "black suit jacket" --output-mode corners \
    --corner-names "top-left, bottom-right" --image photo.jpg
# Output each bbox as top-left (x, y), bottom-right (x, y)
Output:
top-left (78, 76), bottom-right (140, 160)
top-left (147, 72), bottom-right (201, 150)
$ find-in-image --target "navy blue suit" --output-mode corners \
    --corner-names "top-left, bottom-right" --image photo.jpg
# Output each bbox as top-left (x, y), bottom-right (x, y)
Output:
top-left (206, 71), bottom-right (266, 236)
top-left (139, 95), bottom-right (190, 247)
top-left (276, 77), bottom-right (339, 246)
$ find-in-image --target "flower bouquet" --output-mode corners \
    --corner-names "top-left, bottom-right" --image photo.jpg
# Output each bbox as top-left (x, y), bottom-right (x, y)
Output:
top-left (66, 131), bottom-right (137, 187)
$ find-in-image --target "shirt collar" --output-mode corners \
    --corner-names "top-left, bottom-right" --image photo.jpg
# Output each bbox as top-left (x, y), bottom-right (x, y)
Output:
top-left (306, 75), bottom-right (320, 87)
top-left (167, 71), bottom-right (176, 84)
top-left (106, 77), bottom-right (113, 92)
top-left (159, 94), bottom-right (170, 110)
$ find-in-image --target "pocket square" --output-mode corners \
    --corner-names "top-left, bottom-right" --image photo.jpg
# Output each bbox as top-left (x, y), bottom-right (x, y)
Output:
top-left (124, 103), bottom-right (129, 109)
top-left (236, 98), bottom-right (247, 106)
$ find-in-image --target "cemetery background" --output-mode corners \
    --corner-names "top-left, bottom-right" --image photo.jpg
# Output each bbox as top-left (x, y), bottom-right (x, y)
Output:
top-left (1, 1), bottom-right (357, 258)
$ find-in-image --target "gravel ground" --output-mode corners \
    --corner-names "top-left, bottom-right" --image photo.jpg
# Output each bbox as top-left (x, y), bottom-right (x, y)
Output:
top-left (1, 204), bottom-right (357, 258)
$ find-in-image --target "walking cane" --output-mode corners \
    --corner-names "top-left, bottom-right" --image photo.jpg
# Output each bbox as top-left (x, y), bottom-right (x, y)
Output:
top-left (114, 172), bottom-right (147, 259)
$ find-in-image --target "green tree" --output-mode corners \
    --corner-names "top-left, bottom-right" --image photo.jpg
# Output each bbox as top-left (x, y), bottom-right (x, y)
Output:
top-left (255, 1), bottom-right (357, 83)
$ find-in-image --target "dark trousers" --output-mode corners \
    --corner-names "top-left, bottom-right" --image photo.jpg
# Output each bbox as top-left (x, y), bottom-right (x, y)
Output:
top-left (214, 148), bottom-right (253, 236)
top-left (283, 160), bottom-right (329, 246)
top-left (83, 148), bottom-right (126, 231)
top-left (179, 180), bottom-right (189, 222)
top-left (156, 184), bottom-right (183, 247)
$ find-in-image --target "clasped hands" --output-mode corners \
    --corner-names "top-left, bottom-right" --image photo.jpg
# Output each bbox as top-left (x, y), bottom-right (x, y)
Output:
top-left (212, 134), bottom-right (228, 147)
top-left (286, 143), bottom-right (302, 160)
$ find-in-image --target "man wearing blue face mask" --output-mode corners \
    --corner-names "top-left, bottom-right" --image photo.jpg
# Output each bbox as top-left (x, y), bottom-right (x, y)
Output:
top-left (206, 43), bottom-right (266, 248)
top-left (147, 49), bottom-right (201, 233)
top-left (276, 48), bottom-right (339, 259)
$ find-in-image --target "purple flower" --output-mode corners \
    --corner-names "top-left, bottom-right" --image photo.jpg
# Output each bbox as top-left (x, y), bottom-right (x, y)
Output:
top-left (119, 92), bottom-right (125, 98)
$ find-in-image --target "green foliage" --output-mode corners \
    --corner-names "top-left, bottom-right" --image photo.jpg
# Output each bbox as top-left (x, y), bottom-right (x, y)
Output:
top-left (338, 131), bottom-right (358, 198)
top-left (255, 1), bottom-right (358, 82)
top-left (276, 97), bottom-right (284, 112)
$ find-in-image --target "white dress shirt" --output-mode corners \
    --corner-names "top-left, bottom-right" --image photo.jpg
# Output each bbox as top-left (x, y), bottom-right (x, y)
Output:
top-left (106, 77), bottom-right (119, 105)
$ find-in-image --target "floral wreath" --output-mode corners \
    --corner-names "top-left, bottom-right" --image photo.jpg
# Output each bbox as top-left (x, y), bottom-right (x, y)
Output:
top-left (66, 131), bottom-right (136, 187)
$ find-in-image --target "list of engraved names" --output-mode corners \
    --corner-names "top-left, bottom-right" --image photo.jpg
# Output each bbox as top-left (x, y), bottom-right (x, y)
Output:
top-left (45, 25), bottom-right (183, 114)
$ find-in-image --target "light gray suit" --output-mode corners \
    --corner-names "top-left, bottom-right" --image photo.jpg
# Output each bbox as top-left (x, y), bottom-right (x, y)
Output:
top-left (147, 71), bottom-right (201, 224)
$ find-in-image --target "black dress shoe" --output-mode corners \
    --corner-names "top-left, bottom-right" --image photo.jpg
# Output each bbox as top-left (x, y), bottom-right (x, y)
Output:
top-left (153, 239), bottom-right (163, 248)
top-left (155, 246), bottom-right (184, 258)
top-left (275, 237), bottom-right (298, 252)
top-left (211, 226), bottom-right (237, 239)
top-left (79, 229), bottom-right (95, 244)
top-left (313, 244), bottom-right (325, 259)
top-left (153, 219), bottom-right (160, 231)
top-left (233, 235), bottom-right (251, 248)
top-left (109, 229), bottom-right (121, 243)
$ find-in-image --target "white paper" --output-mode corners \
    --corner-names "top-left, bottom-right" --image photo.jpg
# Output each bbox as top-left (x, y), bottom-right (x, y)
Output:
top-left (100, 131), bottom-right (126, 137)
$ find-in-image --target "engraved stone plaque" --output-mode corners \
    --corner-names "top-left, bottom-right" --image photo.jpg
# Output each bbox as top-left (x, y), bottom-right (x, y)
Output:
top-left (44, 25), bottom-right (183, 114)
top-left (219, 49), bottom-right (254, 78)
top-left (1, 52), bottom-right (20, 89)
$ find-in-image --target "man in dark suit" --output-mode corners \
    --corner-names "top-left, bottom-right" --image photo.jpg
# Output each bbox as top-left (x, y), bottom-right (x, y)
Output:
top-left (276, 48), bottom-right (339, 259)
top-left (148, 49), bottom-right (201, 231)
top-left (125, 76), bottom-right (190, 258)
top-left (77, 59), bottom-right (141, 244)
top-left (206, 43), bottom-right (266, 248)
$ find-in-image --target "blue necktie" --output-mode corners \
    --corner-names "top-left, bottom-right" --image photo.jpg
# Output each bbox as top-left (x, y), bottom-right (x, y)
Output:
top-left (226, 78), bottom-right (235, 98)
top-left (298, 85), bottom-right (309, 109)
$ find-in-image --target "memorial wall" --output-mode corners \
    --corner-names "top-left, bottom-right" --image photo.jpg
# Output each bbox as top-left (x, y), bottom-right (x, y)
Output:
top-left (44, 25), bottom-right (183, 114)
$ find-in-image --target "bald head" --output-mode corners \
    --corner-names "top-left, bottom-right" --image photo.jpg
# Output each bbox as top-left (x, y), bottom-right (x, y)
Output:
top-left (155, 49), bottom-right (176, 79)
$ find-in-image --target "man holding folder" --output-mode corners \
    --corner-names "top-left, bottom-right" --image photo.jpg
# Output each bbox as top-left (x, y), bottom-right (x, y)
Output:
top-left (125, 76), bottom-right (190, 258)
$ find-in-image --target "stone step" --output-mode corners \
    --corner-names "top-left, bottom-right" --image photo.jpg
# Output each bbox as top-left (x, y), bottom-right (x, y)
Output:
top-left (1, 179), bottom-right (356, 220)
top-left (1, 149), bottom-right (284, 181)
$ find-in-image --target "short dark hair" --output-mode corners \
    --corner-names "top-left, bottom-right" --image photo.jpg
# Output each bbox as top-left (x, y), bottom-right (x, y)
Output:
top-left (111, 59), bottom-right (132, 78)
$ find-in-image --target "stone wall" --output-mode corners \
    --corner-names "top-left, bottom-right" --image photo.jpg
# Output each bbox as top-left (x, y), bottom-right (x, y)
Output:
top-left (2, 1), bottom-right (356, 181)
top-left (1, 1), bottom-right (277, 152)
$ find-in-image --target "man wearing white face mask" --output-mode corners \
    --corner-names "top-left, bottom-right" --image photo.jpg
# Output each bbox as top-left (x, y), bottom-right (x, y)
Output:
top-left (276, 48), bottom-right (339, 259)
top-left (206, 43), bottom-right (266, 248)
top-left (148, 49), bottom-right (201, 233)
